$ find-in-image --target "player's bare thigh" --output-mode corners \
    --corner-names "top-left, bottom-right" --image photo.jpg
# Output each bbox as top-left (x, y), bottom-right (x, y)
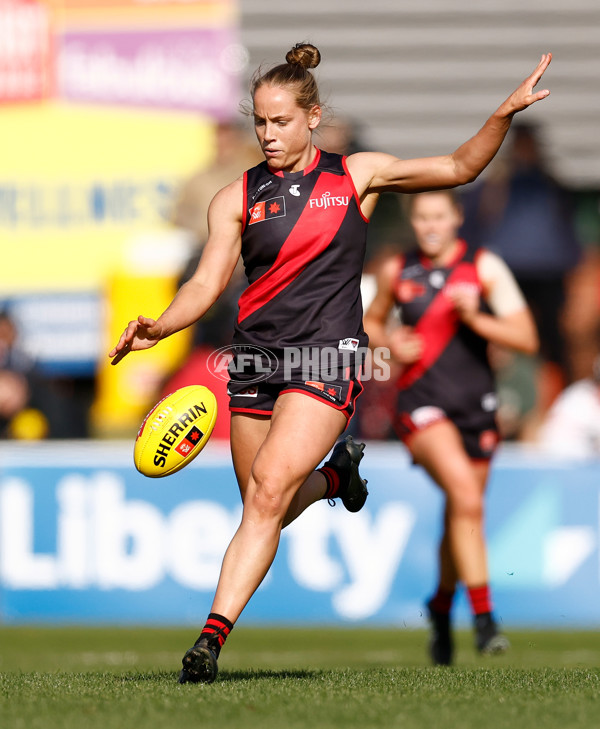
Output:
top-left (232, 391), bottom-right (347, 508)
top-left (230, 412), bottom-right (271, 500)
top-left (407, 419), bottom-right (489, 498)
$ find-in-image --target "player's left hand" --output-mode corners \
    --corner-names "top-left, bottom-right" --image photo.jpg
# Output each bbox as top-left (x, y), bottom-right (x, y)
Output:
top-left (503, 53), bottom-right (552, 114)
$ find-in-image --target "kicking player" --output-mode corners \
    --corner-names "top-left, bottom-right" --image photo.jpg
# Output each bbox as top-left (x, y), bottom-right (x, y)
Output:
top-left (110, 43), bottom-right (551, 681)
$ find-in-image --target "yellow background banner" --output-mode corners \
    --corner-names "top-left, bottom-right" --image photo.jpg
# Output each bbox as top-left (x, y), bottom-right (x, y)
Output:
top-left (0, 102), bottom-right (212, 293)
top-left (49, 0), bottom-right (236, 28)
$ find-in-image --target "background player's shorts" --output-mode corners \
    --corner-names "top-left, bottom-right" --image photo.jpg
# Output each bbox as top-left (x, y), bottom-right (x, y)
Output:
top-left (395, 404), bottom-right (499, 460)
top-left (228, 373), bottom-right (363, 423)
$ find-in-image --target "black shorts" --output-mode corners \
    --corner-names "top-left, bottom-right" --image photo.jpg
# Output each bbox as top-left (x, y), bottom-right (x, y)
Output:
top-left (228, 374), bottom-right (364, 423)
top-left (395, 404), bottom-right (499, 460)
top-left (226, 342), bottom-right (366, 422)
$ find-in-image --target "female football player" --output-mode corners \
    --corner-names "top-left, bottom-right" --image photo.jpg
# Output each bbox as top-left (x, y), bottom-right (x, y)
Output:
top-left (364, 189), bottom-right (538, 664)
top-left (110, 43), bottom-right (551, 681)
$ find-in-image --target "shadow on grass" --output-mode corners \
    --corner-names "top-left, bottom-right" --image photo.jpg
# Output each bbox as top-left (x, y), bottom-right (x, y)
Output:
top-left (219, 669), bottom-right (320, 682)
top-left (118, 668), bottom-right (321, 684)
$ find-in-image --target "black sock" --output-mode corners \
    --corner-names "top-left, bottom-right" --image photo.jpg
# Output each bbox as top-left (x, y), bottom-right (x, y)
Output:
top-left (317, 465), bottom-right (342, 499)
top-left (196, 613), bottom-right (234, 657)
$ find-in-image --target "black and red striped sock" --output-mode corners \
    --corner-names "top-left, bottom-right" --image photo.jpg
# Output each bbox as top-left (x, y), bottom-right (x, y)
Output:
top-left (429, 587), bottom-right (455, 615)
top-left (196, 613), bottom-right (234, 657)
top-left (467, 584), bottom-right (492, 616)
top-left (318, 465), bottom-right (341, 500)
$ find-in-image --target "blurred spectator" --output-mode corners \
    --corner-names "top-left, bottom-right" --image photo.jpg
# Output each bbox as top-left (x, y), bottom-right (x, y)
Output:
top-left (460, 122), bottom-right (582, 436)
top-left (536, 355), bottom-right (600, 459)
top-left (0, 309), bottom-right (95, 439)
top-left (316, 116), bottom-right (411, 263)
top-left (39, 375), bottom-right (95, 439)
top-left (170, 121), bottom-right (263, 248)
top-left (562, 190), bottom-right (600, 382)
top-left (0, 310), bottom-right (47, 439)
top-left (315, 116), bottom-right (363, 156)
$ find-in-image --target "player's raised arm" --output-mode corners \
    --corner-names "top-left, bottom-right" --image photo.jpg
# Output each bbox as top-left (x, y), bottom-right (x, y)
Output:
top-left (349, 53), bottom-right (552, 196)
top-left (109, 179), bottom-right (243, 365)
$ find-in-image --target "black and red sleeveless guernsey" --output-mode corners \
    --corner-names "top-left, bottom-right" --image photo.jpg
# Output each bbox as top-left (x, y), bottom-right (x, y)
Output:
top-left (394, 239), bottom-right (499, 458)
top-left (230, 149), bottom-right (369, 388)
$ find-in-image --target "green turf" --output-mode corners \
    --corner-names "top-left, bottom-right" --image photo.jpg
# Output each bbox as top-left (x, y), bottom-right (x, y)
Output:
top-left (1, 627), bottom-right (599, 729)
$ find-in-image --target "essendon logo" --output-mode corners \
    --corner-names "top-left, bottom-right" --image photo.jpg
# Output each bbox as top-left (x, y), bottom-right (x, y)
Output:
top-left (305, 381), bottom-right (342, 401)
top-left (249, 196), bottom-right (286, 224)
top-left (396, 279), bottom-right (426, 303)
top-left (479, 429), bottom-right (499, 454)
top-left (175, 425), bottom-right (204, 456)
top-left (324, 384), bottom-right (342, 400)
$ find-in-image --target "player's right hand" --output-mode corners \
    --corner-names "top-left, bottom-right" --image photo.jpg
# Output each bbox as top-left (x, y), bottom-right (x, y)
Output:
top-left (389, 326), bottom-right (423, 365)
top-left (109, 315), bottom-right (163, 365)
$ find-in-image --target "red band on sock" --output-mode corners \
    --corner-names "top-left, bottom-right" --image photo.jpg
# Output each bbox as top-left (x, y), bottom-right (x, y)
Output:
top-left (468, 584), bottom-right (492, 615)
top-left (200, 613), bottom-right (233, 648)
top-left (318, 466), bottom-right (340, 499)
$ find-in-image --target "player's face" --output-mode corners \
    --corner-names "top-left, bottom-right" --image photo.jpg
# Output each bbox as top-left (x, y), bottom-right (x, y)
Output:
top-left (410, 193), bottom-right (464, 260)
top-left (253, 85), bottom-right (321, 172)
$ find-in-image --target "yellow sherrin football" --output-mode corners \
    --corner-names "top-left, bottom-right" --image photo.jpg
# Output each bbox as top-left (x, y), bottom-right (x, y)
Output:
top-left (134, 385), bottom-right (218, 477)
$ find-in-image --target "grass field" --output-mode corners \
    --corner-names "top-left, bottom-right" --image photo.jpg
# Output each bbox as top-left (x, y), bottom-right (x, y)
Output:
top-left (1, 626), bottom-right (599, 729)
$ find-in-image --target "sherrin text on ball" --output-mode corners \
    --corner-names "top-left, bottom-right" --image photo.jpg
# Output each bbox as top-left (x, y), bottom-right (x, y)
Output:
top-left (134, 385), bottom-right (218, 477)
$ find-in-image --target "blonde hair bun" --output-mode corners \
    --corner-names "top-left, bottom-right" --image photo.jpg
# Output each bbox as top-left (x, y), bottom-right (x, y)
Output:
top-left (285, 43), bottom-right (321, 70)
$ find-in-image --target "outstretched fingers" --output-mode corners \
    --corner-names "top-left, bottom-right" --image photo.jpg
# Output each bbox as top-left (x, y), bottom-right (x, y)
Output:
top-left (526, 52), bottom-right (552, 101)
top-left (508, 52), bottom-right (552, 113)
top-left (109, 319), bottom-right (139, 365)
top-left (531, 52), bottom-right (552, 80)
top-left (108, 315), bottom-right (159, 366)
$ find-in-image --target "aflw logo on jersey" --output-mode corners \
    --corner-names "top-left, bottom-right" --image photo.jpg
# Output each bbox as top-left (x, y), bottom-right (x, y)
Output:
top-left (338, 337), bottom-right (359, 352)
top-left (249, 196), bottom-right (286, 224)
top-left (309, 191), bottom-right (349, 209)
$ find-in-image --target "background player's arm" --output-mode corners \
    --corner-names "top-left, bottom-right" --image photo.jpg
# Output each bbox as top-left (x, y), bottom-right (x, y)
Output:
top-left (450, 251), bottom-right (539, 355)
top-left (364, 256), bottom-right (423, 364)
top-left (109, 180), bottom-right (243, 364)
top-left (348, 54), bottom-right (551, 195)
top-left (363, 256), bottom-right (398, 349)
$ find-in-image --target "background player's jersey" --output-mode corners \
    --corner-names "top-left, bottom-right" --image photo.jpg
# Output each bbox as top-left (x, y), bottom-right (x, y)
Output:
top-left (394, 240), bottom-right (497, 422)
top-left (234, 149), bottom-right (368, 357)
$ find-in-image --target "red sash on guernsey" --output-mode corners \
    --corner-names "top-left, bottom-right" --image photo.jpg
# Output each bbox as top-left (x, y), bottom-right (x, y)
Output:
top-left (398, 262), bottom-right (481, 390)
top-left (237, 172), bottom-right (351, 324)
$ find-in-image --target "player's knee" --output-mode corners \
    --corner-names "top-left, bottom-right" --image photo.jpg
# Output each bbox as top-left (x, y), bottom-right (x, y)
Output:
top-left (247, 465), bottom-right (290, 520)
top-left (448, 489), bottom-right (483, 521)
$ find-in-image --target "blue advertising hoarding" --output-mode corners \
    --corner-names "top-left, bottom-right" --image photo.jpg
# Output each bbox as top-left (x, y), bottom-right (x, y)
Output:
top-left (0, 441), bottom-right (598, 627)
